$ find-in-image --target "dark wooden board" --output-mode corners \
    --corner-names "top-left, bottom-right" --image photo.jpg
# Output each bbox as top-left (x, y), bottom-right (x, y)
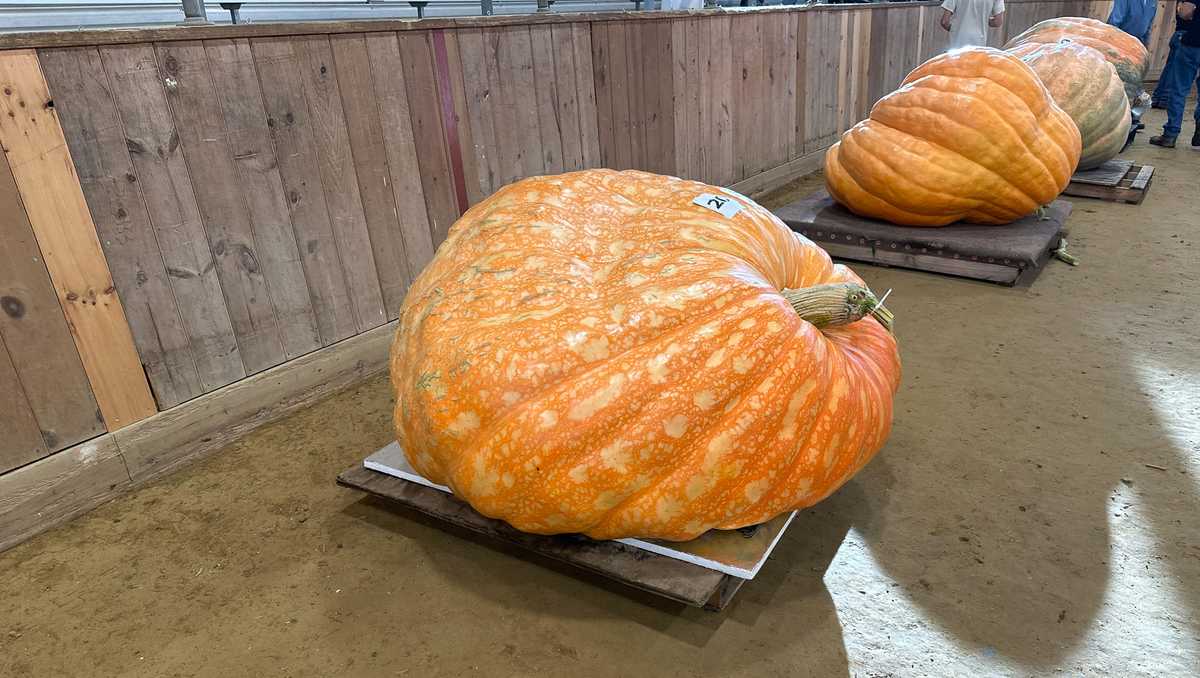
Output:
top-left (337, 464), bottom-right (743, 610)
top-left (775, 190), bottom-right (1071, 287)
top-left (0, 138), bottom-right (104, 458)
top-left (1065, 161), bottom-right (1154, 205)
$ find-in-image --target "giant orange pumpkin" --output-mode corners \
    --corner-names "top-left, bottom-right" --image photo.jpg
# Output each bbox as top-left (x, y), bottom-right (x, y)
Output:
top-left (1004, 17), bottom-right (1149, 103)
top-left (391, 169), bottom-right (901, 541)
top-left (1008, 40), bottom-right (1131, 170)
top-left (824, 47), bottom-right (1081, 227)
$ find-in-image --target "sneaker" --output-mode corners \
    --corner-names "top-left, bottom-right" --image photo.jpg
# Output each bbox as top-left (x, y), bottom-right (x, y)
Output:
top-left (1149, 135), bottom-right (1177, 148)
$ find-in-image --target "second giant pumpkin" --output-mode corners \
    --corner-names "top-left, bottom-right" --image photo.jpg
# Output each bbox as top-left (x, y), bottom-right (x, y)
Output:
top-left (1004, 17), bottom-right (1149, 103)
top-left (1009, 40), bottom-right (1131, 170)
top-left (824, 47), bottom-right (1081, 227)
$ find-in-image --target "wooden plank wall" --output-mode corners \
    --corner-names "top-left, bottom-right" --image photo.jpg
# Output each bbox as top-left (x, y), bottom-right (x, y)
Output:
top-left (5, 0), bottom-right (1180, 424)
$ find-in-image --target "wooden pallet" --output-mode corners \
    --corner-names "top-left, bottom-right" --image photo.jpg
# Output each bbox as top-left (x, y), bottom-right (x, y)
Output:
top-left (338, 457), bottom-right (792, 611)
top-left (774, 191), bottom-right (1072, 287)
top-left (1064, 159), bottom-right (1154, 204)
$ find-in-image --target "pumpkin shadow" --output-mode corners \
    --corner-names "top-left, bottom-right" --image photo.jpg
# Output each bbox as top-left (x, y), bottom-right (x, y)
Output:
top-left (340, 489), bottom-right (857, 674)
top-left (825, 259), bottom-right (1200, 670)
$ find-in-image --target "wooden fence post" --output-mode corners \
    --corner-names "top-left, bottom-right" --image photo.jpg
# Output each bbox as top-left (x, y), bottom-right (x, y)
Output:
top-left (0, 49), bottom-right (156, 429)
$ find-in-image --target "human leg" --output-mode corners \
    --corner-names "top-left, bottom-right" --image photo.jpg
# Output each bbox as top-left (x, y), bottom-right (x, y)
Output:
top-left (1154, 31), bottom-right (1184, 107)
top-left (1161, 44), bottom-right (1200, 139)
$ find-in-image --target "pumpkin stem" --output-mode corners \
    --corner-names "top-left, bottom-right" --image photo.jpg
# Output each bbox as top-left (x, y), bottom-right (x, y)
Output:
top-left (781, 283), bottom-right (895, 333)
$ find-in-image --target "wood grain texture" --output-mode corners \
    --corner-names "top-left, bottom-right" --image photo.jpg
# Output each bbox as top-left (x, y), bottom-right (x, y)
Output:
top-left (0, 435), bottom-right (132, 554)
top-left (708, 16), bottom-right (734, 185)
top-left (530, 25), bottom-right (565, 175)
top-left (590, 22), bottom-right (614, 169)
top-left (0, 49), bottom-right (157, 429)
top-left (0, 315), bottom-right (396, 555)
top-left (252, 36), bottom-right (358, 346)
top-left (608, 22), bottom-right (633, 170)
top-left (116, 319), bottom-right (397, 482)
top-left (330, 34), bottom-right (412, 319)
top-left (458, 28), bottom-right (503, 198)
top-left (203, 38), bottom-right (321, 361)
top-left (0, 332), bottom-right (46, 472)
top-left (364, 32), bottom-right (438, 282)
top-left (157, 40), bottom-right (287, 376)
top-left (0, 136), bottom-right (104, 455)
top-left (38, 47), bottom-right (203, 409)
top-left (292, 35), bottom-right (387, 333)
top-left (100, 43), bottom-right (246, 391)
top-left (570, 23), bottom-right (602, 170)
top-left (397, 31), bottom-right (459, 246)
top-left (550, 24), bottom-right (585, 172)
top-left (441, 30), bottom-right (483, 207)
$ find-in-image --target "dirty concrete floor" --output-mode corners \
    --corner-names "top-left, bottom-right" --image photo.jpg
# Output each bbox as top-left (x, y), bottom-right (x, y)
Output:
top-left (2, 110), bottom-right (1199, 677)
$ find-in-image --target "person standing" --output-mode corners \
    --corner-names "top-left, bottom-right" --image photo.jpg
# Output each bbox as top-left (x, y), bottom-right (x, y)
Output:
top-left (939, 0), bottom-right (1006, 51)
top-left (1108, 0), bottom-right (1158, 46)
top-left (1150, 1), bottom-right (1200, 148)
top-left (1152, 11), bottom-right (1198, 108)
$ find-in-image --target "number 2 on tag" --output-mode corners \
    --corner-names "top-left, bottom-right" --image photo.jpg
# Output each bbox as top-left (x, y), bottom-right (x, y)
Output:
top-left (692, 193), bottom-right (743, 219)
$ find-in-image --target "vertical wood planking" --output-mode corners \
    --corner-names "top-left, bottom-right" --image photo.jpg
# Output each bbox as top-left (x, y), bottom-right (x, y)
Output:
top-left (38, 47), bottom-right (203, 409)
top-left (203, 38), bottom-right (321, 360)
top-left (442, 30), bottom-right (482, 206)
top-left (608, 22), bottom-right (633, 170)
top-left (482, 28), bottom-right (521, 184)
top-left (397, 31), bottom-right (459, 245)
top-left (0, 157), bottom-right (102, 461)
top-left (292, 36), bottom-right (386, 332)
top-left (364, 32), bottom-right (437, 281)
top-left (709, 15), bottom-right (734, 185)
top-left (780, 14), bottom-right (799, 167)
top-left (100, 43), bottom-right (246, 391)
top-left (571, 23), bottom-right (602, 169)
top-left (329, 34), bottom-right (411, 319)
top-left (626, 21), bottom-right (647, 171)
top-left (157, 41), bottom-right (286, 375)
top-left (650, 19), bottom-right (676, 176)
top-left (0, 333), bottom-right (46, 471)
top-left (530, 25), bottom-right (565, 175)
top-left (591, 22), bottom-right (614, 168)
top-left (550, 24), bottom-right (585, 172)
top-left (792, 12), bottom-right (808, 162)
top-left (500, 27), bottom-right (544, 178)
top-left (0, 49), bottom-right (157, 428)
top-left (458, 28), bottom-right (503, 197)
top-left (252, 37), bottom-right (358, 346)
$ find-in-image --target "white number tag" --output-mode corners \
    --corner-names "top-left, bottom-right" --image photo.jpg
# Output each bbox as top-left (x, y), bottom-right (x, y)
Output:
top-left (692, 193), bottom-right (743, 219)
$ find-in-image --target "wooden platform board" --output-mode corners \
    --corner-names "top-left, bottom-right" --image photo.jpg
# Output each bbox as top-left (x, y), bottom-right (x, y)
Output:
top-left (338, 445), bottom-right (797, 610)
top-left (1064, 159), bottom-right (1154, 204)
top-left (774, 190), bottom-right (1072, 287)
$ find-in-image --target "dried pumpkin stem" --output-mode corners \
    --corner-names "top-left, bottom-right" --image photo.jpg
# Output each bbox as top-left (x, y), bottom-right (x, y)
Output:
top-left (781, 283), bottom-right (895, 333)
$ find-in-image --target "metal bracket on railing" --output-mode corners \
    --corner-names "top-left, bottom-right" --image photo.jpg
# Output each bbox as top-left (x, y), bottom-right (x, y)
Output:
top-left (409, 1), bottom-right (429, 18)
top-left (180, 0), bottom-right (211, 24)
top-left (481, 0), bottom-right (494, 15)
top-left (219, 2), bottom-right (243, 23)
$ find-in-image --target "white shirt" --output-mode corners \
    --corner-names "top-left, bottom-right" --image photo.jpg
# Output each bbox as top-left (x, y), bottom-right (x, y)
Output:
top-left (941, 0), bottom-right (1006, 50)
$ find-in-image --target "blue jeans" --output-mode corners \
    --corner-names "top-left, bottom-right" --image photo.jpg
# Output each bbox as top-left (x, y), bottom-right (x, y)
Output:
top-left (1153, 31), bottom-right (1184, 104)
top-left (1164, 42), bottom-right (1200, 137)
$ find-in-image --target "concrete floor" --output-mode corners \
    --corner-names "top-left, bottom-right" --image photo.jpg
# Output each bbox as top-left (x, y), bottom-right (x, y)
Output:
top-left (2, 110), bottom-right (1198, 677)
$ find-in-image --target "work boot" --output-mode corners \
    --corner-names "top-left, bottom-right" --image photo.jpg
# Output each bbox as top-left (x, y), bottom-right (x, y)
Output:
top-left (1149, 135), bottom-right (1177, 148)
top-left (1192, 129), bottom-right (1200, 149)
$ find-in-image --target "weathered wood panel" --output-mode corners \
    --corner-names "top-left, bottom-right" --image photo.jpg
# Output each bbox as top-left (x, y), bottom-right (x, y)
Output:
top-left (0, 49), bottom-right (157, 430)
top-left (39, 47), bottom-right (205, 409)
top-left (398, 31), bottom-right (459, 245)
top-left (330, 33), bottom-right (412, 319)
top-left (0, 134), bottom-right (104, 460)
top-left (203, 38), bottom-right (322, 361)
top-left (157, 40), bottom-right (287, 375)
top-left (252, 36), bottom-right (359, 347)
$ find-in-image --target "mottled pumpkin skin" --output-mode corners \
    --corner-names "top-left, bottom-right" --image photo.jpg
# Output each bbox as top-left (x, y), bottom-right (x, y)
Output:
top-left (391, 169), bottom-right (901, 541)
top-left (824, 47), bottom-right (1081, 227)
top-left (1009, 40), bottom-right (1131, 170)
top-left (1004, 17), bottom-right (1149, 103)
